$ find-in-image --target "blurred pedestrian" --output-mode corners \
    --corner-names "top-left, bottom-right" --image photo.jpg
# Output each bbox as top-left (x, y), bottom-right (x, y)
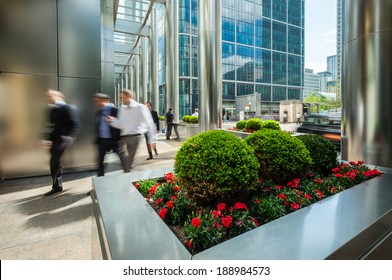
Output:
top-left (192, 108), bottom-right (199, 117)
top-left (145, 101), bottom-right (159, 160)
top-left (106, 89), bottom-right (155, 172)
top-left (165, 107), bottom-right (174, 140)
top-left (93, 93), bottom-right (122, 176)
top-left (296, 112), bottom-right (301, 124)
top-left (43, 89), bottom-right (80, 196)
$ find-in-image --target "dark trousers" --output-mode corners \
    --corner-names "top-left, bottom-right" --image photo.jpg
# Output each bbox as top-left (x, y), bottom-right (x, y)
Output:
top-left (49, 141), bottom-right (67, 189)
top-left (97, 138), bottom-right (120, 176)
top-left (166, 123), bottom-right (173, 139)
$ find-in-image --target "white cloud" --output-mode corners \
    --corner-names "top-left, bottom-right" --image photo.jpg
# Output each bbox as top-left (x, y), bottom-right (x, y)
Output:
top-left (323, 28), bottom-right (337, 43)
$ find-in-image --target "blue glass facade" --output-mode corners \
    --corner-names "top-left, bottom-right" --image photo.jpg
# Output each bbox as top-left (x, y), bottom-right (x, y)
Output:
top-left (158, 0), bottom-right (304, 118)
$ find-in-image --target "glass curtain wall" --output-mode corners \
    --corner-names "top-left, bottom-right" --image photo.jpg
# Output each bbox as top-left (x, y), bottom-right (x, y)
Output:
top-left (158, 0), bottom-right (304, 119)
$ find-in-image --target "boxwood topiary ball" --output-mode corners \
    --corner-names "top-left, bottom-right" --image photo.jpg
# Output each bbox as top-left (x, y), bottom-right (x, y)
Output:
top-left (297, 134), bottom-right (338, 176)
top-left (260, 120), bottom-right (281, 131)
top-left (174, 130), bottom-right (260, 205)
top-left (245, 118), bottom-right (263, 131)
top-left (245, 129), bottom-right (312, 184)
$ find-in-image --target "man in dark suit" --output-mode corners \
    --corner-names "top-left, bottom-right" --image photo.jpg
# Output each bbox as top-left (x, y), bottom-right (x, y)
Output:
top-left (44, 89), bottom-right (80, 196)
top-left (93, 93), bottom-right (122, 176)
top-left (145, 101), bottom-right (159, 160)
top-left (165, 107), bottom-right (174, 140)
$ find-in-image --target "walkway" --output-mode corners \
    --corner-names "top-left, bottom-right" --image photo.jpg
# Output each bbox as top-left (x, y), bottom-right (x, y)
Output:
top-left (0, 122), bottom-right (300, 259)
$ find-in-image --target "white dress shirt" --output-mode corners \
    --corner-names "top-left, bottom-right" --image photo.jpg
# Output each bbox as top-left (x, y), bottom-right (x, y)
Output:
top-left (110, 100), bottom-right (156, 144)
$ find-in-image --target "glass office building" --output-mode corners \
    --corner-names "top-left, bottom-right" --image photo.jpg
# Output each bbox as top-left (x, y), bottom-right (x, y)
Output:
top-left (157, 0), bottom-right (304, 119)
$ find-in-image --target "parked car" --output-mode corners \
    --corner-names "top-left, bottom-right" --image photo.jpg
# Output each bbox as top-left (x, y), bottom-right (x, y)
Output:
top-left (297, 113), bottom-right (341, 151)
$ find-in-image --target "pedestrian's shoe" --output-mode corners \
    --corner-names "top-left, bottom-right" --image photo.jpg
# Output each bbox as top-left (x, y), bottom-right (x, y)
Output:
top-left (146, 156), bottom-right (153, 160)
top-left (44, 187), bottom-right (63, 196)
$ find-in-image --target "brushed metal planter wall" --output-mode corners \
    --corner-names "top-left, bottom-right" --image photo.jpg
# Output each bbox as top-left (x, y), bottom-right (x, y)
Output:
top-left (0, 0), bottom-right (101, 179)
top-left (342, 0), bottom-right (392, 168)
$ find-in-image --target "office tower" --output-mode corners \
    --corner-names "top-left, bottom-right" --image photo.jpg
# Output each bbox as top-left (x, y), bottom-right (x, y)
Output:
top-left (336, 0), bottom-right (344, 101)
top-left (157, 0), bottom-right (304, 119)
top-left (303, 68), bottom-right (321, 100)
top-left (327, 54), bottom-right (337, 81)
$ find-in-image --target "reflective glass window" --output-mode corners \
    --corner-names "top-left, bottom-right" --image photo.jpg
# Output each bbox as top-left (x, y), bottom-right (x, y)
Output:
top-left (222, 7), bottom-right (235, 42)
top-left (272, 21), bottom-right (286, 52)
top-left (288, 55), bottom-right (301, 86)
top-left (272, 86), bottom-right (286, 101)
top-left (179, 0), bottom-right (190, 33)
top-left (223, 82), bottom-right (235, 100)
top-left (272, 52), bottom-right (287, 84)
top-left (288, 0), bottom-right (302, 27)
top-left (222, 42), bottom-right (235, 80)
top-left (237, 83), bottom-right (254, 96)
top-left (255, 49), bottom-right (271, 83)
top-left (262, 0), bottom-right (271, 18)
top-left (256, 84), bottom-right (271, 101)
top-left (237, 45), bottom-right (254, 82)
top-left (236, 11), bottom-right (254, 46)
top-left (191, 0), bottom-right (198, 35)
top-left (179, 79), bottom-right (191, 117)
top-left (272, 0), bottom-right (286, 22)
top-left (255, 18), bottom-right (271, 49)
top-left (288, 26), bottom-right (301, 55)
top-left (179, 35), bottom-right (190, 77)
top-left (288, 88), bottom-right (301, 100)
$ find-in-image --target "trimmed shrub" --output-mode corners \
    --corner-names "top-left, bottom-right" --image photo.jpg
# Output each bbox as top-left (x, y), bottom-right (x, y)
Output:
top-left (174, 130), bottom-right (260, 205)
top-left (297, 134), bottom-right (338, 176)
top-left (236, 120), bottom-right (247, 130)
top-left (189, 116), bottom-right (199, 124)
top-left (245, 130), bottom-right (312, 184)
top-left (260, 120), bottom-right (281, 131)
top-left (182, 115), bottom-right (191, 123)
top-left (245, 118), bottom-right (263, 131)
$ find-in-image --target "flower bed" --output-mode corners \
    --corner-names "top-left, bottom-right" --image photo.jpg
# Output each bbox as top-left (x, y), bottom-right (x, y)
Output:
top-left (133, 161), bottom-right (382, 255)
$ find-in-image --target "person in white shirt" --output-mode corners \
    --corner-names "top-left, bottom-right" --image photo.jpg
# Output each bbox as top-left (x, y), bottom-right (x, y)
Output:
top-left (192, 108), bottom-right (199, 117)
top-left (106, 89), bottom-right (155, 172)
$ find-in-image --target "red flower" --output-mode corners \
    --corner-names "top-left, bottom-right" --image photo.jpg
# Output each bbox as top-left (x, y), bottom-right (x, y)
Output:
top-left (316, 179), bottom-right (323, 184)
top-left (234, 202), bottom-right (248, 210)
top-left (217, 203), bottom-right (226, 211)
top-left (187, 240), bottom-right (192, 248)
top-left (278, 193), bottom-right (287, 200)
top-left (158, 207), bottom-right (167, 219)
top-left (258, 179), bottom-right (263, 185)
top-left (276, 185), bottom-right (283, 190)
top-left (316, 190), bottom-right (323, 199)
top-left (213, 222), bottom-right (222, 229)
top-left (358, 160), bottom-right (364, 165)
top-left (250, 217), bottom-right (259, 227)
top-left (166, 201), bottom-right (174, 208)
top-left (291, 202), bottom-right (300, 210)
top-left (134, 183), bottom-right (140, 188)
top-left (221, 216), bottom-right (233, 228)
top-left (171, 195), bottom-right (178, 201)
top-left (308, 173), bottom-right (314, 178)
top-left (212, 210), bottom-right (221, 218)
top-left (155, 198), bottom-right (163, 205)
top-left (264, 187), bottom-right (270, 192)
top-left (335, 173), bottom-right (343, 178)
top-left (286, 182), bottom-right (293, 187)
top-left (191, 217), bottom-right (201, 227)
top-left (255, 199), bottom-right (261, 204)
top-left (165, 172), bottom-right (175, 183)
top-left (305, 194), bottom-right (312, 200)
top-left (173, 185), bottom-right (180, 191)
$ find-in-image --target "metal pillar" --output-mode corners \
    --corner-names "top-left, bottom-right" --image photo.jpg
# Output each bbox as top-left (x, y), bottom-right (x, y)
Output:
top-left (165, 0), bottom-right (179, 121)
top-left (198, 0), bottom-right (222, 131)
top-left (141, 37), bottom-right (148, 104)
top-left (342, 0), bottom-right (392, 168)
top-left (149, 7), bottom-right (159, 111)
top-left (135, 54), bottom-right (140, 102)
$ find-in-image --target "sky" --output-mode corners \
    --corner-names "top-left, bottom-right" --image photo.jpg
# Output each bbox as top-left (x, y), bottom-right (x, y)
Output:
top-left (305, 0), bottom-right (337, 73)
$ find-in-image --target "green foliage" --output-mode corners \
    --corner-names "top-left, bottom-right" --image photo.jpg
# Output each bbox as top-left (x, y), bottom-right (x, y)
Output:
top-left (245, 130), bottom-right (312, 184)
top-left (297, 134), bottom-right (338, 176)
top-left (189, 116), bottom-right (199, 124)
top-left (245, 118), bottom-right (263, 131)
top-left (260, 120), bottom-right (281, 131)
top-left (182, 115), bottom-right (191, 123)
top-left (251, 196), bottom-right (286, 223)
top-left (174, 130), bottom-right (260, 205)
top-left (133, 179), bottom-right (158, 197)
top-left (159, 116), bottom-right (165, 121)
top-left (236, 120), bottom-right (247, 130)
